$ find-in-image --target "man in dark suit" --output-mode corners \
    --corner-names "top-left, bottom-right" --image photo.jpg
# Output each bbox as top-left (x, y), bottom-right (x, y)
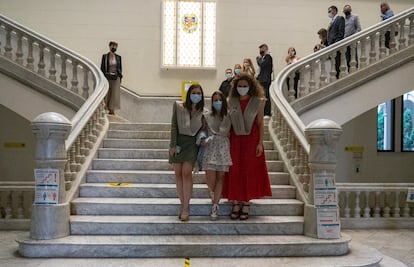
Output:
top-left (327, 5), bottom-right (345, 79)
top-left (256, 44), bottom-right (273, 116)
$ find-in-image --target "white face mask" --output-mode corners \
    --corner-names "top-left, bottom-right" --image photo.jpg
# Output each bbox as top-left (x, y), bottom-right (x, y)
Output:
top-left (237, 87), bottom-right (249, 96)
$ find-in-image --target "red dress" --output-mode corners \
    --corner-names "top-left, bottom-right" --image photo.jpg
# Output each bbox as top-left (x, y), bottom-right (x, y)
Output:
top-left (222, 97), bottom-right (272, 202)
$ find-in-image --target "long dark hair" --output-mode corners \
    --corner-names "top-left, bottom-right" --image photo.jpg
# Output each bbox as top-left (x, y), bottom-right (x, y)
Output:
top-left (184, 84), bottom-right (204, 112)
top-left (211, 91), bottom-right (227, 119)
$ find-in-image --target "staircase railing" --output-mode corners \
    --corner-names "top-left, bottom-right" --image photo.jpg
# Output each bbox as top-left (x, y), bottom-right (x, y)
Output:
top-left (0, 14), bottom-right (109, 232)
top-left (337, 183), bottom-right (414, 228)
top-left (268, 7), bottom-right (414, 237)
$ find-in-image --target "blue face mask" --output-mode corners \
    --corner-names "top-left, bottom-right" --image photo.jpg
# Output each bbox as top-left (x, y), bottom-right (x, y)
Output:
top-left (190, 93), bottom-right (202, 104)
top-left (234, 69), bottom-right (241, 75)
top-left (225, 73), bottom-right (233, 79)
top-left (213, 101), bottom-right (222, 111)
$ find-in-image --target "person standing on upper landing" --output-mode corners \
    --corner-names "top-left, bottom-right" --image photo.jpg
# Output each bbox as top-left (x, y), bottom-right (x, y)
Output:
top-left (380, 2), bottom-right (395, 49)
top-left (256, 44), bottom-right (273, 117)
top-left (327, 5), bottom-right (345, 79)
top-left (101, 41), bottom-right (123, 115)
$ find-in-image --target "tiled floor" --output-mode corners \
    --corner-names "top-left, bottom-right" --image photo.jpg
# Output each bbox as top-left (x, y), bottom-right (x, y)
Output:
top-left (0, 229), bottom-right (413, 267)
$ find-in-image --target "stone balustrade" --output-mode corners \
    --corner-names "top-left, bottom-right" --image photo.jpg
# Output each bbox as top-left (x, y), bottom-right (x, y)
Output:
top-left (337, 184), bottom-right (414, 219)
top-left (281, 8), bottom-right (414, 102)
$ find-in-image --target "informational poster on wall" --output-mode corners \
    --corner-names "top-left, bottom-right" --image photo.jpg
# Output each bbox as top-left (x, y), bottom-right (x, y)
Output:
top-left (317, 207), bottom-right (341, 239)
top-left (407, 188), bottom-right (414, 202)
top-left (34, 168), bottom-right (59, 205)
top-left (314, 174), bottom-right (337, 207)
top-left (181, 81), bottom-right (199, 102)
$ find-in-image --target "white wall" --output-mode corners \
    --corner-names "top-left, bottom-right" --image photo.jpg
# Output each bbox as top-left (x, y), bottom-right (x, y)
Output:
top-left (0, 0), bottom-right (412, 97)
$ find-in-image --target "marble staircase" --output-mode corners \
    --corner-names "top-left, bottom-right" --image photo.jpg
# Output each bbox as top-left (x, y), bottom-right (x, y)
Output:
top-left (18, 121), bottom-right (351, 258)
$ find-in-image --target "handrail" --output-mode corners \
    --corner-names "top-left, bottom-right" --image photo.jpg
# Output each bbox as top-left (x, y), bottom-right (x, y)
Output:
top-left (0, 14), bottom-right (109, 202)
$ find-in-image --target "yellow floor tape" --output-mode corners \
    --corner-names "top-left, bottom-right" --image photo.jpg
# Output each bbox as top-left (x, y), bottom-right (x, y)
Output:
top-left (184, 257), bottom-right (190, 267)
top-left (105, 182), bottom-right (133, 187)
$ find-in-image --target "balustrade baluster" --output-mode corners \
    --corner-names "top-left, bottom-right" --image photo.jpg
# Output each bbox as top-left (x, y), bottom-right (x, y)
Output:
top-left (349, 42), bottom-right (358, 73)
top-left (402, 191), bottom-right (410, 217)
top-left (302, 166), bottom-right (310, 193)
top-left (398, 20), bottom-right (406, 50)
top-left (298, 67), bottom-right (308, 97)
top-left (49, 49), bottom-right (57, 82)
top-left (308, 62), bottom-right (316, 92)
top-left (354, 191), bottom-right (361, 217)
top-left (75, 136), bottom-right (85, 166)
top-left (15, 32), bottom-right (24, 65)
top-left (71, 61), bottom-right (79, 93)
top-left (60, 55), bottom-right (68, 87)
top-left (80, 128), bottom-right (89, 157)
top-left (4, 27), bottom-right (13, 59)
top-left (383, 192), bottom-right (391, 217)
top-left (319, 57), bottom-right (327, 88)
top-left (369, 34), bottom-right (377, 64)
top-left (275, 111), bottom-right (281, 138)
top-left (37, 44), bottom-right (46, 76)
top-left (363, 191), bottom-right (371, 217)
top-left (393, 191), bottom-right (400, 217)
top-left (293, 140), bottom-right (301, 173)
top-left (408, 16), bottom-right (414, 45)
top-left (379, 31), bottom-right (387, 59)
top-left (16, 191), bottom-right (25, 219)
top-left (69, 145), bottom-right (77, 174)
top-left (329, 53), bottom-right (337, 82)
top-left (344, 191), bottom-right (351, 218)
top-left (96, 103), bottom-right (105, 131)
top-left (373, 191), bottom-right (381, 217)
top-left (64, 153), bottom-right (72, 186)
top-left (91, 116), bottom-right (99, 140)
top-left (389, 23), bottom-right (397, 54)
top-left (26, 39), bottom-right (34, 70)
top-left (339, 47), bottom-right (347, 79)
top-left (359, 38), bottom-right (367, 69)
top-left (82, 67), bottom-right (90, 99)
top-left (287, 73), bottom-right (296, 102)
top-left (5, 191), bottom-right (13, 219)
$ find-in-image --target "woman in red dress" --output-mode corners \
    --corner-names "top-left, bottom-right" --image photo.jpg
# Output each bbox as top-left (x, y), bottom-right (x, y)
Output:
top-left (222, 74), bottom-right (272, 220)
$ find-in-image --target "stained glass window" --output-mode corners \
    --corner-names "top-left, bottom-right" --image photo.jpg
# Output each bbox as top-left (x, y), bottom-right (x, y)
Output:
top-left (162, 0), bottom-right (216, 68)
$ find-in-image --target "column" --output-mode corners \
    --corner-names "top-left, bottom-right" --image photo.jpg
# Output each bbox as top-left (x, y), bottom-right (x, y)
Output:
top-left (304, 119), bottom-right (342, 238)
top-left (31, 112), bottom-right (71, 240)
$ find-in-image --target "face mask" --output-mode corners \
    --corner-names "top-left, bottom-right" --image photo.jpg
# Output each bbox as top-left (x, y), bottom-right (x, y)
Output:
top-left (237, 87), bottom-right (249, 96)
top-left (344, 11), bottom-right (351, 16)
top-left (290, 51), bottom-right (296, 57)
top-left (190, 93), bottom-right (202, 104)
top-left (328, 13), bottom-right (334, 19)
top-left (213, 101), bottom-right (222, 111)
top-left (234, 69), bottom-right (241, 75)
top-left (225, 73), bottom-right (233, 79)
top-left (111, 47), bottom-right (117, 53)
top-left (259, 51), bottom-right (265, 56)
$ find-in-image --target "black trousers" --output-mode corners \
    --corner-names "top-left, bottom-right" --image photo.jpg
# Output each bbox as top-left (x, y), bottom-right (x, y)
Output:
top-left (261, 81), bottom-right (271, 116)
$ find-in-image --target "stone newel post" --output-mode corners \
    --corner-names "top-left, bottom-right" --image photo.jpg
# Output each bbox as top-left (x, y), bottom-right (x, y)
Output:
top-left (30, 112), bottom-right (71, 240)
top-left (304, 119), bottom-right (342, 238)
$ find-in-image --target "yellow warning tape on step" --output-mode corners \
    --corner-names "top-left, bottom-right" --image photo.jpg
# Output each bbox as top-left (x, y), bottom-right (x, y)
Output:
top-left (184, 257), bottom-right (190, 267)
top-left (105, 183), bottom-right (133, 187)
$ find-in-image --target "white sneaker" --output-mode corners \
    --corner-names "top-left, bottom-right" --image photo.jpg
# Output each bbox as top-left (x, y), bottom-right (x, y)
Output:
top-left (210, 204), bottom-right (219, 220)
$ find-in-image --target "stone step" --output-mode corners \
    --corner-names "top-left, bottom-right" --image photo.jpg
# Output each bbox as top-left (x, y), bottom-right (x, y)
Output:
top-left (109, 122), bottom-right (171, 131)
top-left (16, 234), bottom-right (351, 258)
top-left (92, 158), bottom-right (284, 172)
top-left (71, 198), bottom-right (304, 216)
top-left (106, 130), bottom-right (271, 141)
top-left (78, 183), bottom-right (296, 199)
top-left (107, 130), bottom-right (170, 139)
top-left (86, 170), bottom-right (290, 185)
top-left (70, 215), bottom-right (304, 235)
top-left (97, 148), bottom-right (279, 160)
top-left (102, 139), bottom-right (275, 150)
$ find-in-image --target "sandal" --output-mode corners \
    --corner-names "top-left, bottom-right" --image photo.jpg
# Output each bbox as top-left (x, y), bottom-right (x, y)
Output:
top-left (230, 203), bottom-right (241, 220)
top-left (239, 203), bottom-right (250, 220)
